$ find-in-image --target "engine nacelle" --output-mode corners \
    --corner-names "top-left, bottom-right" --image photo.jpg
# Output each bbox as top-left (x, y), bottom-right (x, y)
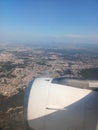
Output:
top-left (24, 78), bottom-right (98, 130)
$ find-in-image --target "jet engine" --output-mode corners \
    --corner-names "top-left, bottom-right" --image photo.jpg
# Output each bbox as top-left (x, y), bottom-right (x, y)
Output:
top-left (24, 78), bottom-right (98, 130)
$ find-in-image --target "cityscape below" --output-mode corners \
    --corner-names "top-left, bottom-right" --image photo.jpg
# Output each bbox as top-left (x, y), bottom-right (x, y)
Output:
top-left (0, 43), bottom-right (98, 129)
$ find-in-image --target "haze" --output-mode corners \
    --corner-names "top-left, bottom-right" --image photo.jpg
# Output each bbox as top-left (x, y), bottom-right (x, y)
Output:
top-left (0, 0), bottom-right (98, 44)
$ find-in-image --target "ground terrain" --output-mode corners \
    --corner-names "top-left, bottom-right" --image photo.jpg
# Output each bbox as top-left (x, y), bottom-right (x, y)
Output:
top-left (0, 43), bottom-right (98, 130)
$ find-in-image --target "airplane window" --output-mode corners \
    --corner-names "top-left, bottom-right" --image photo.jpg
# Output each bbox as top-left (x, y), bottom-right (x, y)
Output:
top-left (0, 0), bottom-right (98, 130)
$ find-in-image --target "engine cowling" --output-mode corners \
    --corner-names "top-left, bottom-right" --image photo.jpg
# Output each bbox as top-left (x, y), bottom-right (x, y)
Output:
top-left (24, 78), bottom-right (98, 130)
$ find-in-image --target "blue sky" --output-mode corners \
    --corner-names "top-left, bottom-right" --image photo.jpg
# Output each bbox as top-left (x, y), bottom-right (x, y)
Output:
top-left (0, 0), bottom-right (98, 44)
